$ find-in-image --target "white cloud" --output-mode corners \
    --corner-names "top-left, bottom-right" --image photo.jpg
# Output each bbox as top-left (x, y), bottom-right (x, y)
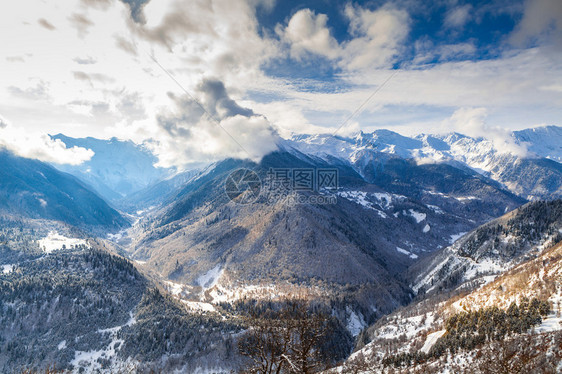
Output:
top-left (146, 78), bottom-right (279, 169)
top-left (444, 5), bottom-right (472, 29)
top-left (510, 0), bottom-right (562, 49)
top-left (0, 0), bottom-right (560, 169)
top-left (0, 0), bottom-right (280, 169)
top-left (0, 115), bottom-right (94, 165)
top-left (280, 9), bottom-right (340, 60)
top-left (342, 4), bottom-right (410, 70)
top-left (443, 107), bottom-right (528, 156)
top-left (278, 3), bottom-right (409, 70)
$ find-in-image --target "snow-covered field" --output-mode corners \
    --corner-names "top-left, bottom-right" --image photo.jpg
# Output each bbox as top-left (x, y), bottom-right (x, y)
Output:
top-left (38, 231), bottom-right (90, 253)
top-left (1, 264), bottom-right (14, 274)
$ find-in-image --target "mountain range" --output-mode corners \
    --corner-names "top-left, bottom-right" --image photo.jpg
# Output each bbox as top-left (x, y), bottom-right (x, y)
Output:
top-left (0, 125), bottom-right (560, 372)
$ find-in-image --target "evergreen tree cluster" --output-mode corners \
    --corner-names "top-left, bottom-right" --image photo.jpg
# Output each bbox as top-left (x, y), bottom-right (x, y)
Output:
top-left (382, 297), bottom-right (550, 368)
top-left (0, 248), bottom-right (146, 371)
top-left (459, 200), bottom-right (562, 259)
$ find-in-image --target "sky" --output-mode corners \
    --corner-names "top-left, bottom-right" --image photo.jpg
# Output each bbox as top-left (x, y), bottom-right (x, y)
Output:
top-left (0, 0), bottom-right (561, 168)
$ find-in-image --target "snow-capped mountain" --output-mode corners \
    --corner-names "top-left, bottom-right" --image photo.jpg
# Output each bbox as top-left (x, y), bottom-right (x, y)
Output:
top-left (50, 134), bottom-right (173, 201)
top-left (514, 125), bottom-right (562, 162)
top-left (1, 127), bottom-right (561, 373)
top-left (287, 125), bottom-right (562, 200)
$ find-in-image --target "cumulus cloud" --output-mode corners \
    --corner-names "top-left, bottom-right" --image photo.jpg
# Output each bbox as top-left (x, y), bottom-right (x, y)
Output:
top-left (444, 107), bottom-right (528, 157)
top-left (197, 79), bottom-right (255, 119)
top-left (278, 3), bottom-right (409, 70)
top-left (342, 4), bottom-right (410, 70)
top-left (0, 115), bottom-right (94, 165)
top-left (147, 78), bottom-right (279, 169)
top-left (280, 9), bottom-right (341, 60)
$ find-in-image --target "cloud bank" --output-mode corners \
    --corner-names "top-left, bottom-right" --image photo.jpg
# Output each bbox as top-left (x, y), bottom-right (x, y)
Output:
top-left (0, 115), bottom-right (94, 164)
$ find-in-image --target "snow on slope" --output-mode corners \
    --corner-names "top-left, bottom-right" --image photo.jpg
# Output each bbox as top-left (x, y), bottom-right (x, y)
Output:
top-left (514, 125), bottom-right (562, 163)
top-left (1, 264), bottom-right (14, 274)
top-left (71, 311), bottom-right (138, 373)
top-left (197, 264), bottom-right (224, 289)
top-left (288, 126), bottom-right (562, 200)
top-left (421, 329), bottom-right (446, 354)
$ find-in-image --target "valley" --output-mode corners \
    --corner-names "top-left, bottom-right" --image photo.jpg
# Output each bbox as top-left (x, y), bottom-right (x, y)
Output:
top-left (0, 126), bottom-right (561, 373)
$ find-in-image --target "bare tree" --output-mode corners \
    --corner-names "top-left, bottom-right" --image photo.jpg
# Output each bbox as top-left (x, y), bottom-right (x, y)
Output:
top-left (238, 299), bottom-right (329, 374)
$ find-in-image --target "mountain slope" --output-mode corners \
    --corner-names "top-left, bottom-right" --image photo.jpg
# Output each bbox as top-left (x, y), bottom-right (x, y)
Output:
top-left (0, 216), bottom-right (242, 373)
top-left (0, 150), bottom-right (128, 232)
top-left (115, 169), bottom-right (201, 214)
top-left (125, 150), bottom-right (525, 332)
top-left (409, 200), bottom-right (562, 296)
top-left (331, 200), bottom-right (562, 373)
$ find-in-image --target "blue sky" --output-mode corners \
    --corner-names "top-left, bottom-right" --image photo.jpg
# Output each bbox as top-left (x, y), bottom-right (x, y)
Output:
top-left (0, 0), bottom-right (560, 167)
top-left (258, 0), bottom-right (519, 72)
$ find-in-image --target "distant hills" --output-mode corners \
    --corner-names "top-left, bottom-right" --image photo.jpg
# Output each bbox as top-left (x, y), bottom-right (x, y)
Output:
top-left (50, 134), bottom-right (172, 202)
top-left (0, 150), bottom-right (128, 233)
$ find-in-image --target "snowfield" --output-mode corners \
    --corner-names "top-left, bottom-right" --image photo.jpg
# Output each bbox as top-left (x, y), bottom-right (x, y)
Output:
top-left (197, 264), bottom-right (224, 289)
top-left (1, 264), bottom-right (14, 274)
top-left (38, 231), bottom-right (90, 253)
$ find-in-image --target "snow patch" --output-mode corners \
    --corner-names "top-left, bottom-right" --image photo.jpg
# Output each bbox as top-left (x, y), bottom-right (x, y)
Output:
top-left (421, 330), bottom-right (446, 354)
top-left (197, 265), bottom-right (223, 289)
top-left (536, 289), bottom-right (562, 333)
top-left (38, 232), bottom-right (89, 253)
top-left (462, 258), bottom-right (506, 282)
top-left (408, 209), bottom-right (426, 223)
top-left (1, 264), bottom-right (14, 274)
top-left (450, 232), bottom-right (467, 244)
top-left (71, 311), bottom-right (137, 372)
top-left (181, 300), bottom-right (216, 313)
top-left (396, 247), bottom-right (418, 260)
top-left (423, 224), bottom-right (431, 233)
top-left (427, 204), bottom-right (444, 214)
top-left (346, 307), bottom-right (366, 337)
